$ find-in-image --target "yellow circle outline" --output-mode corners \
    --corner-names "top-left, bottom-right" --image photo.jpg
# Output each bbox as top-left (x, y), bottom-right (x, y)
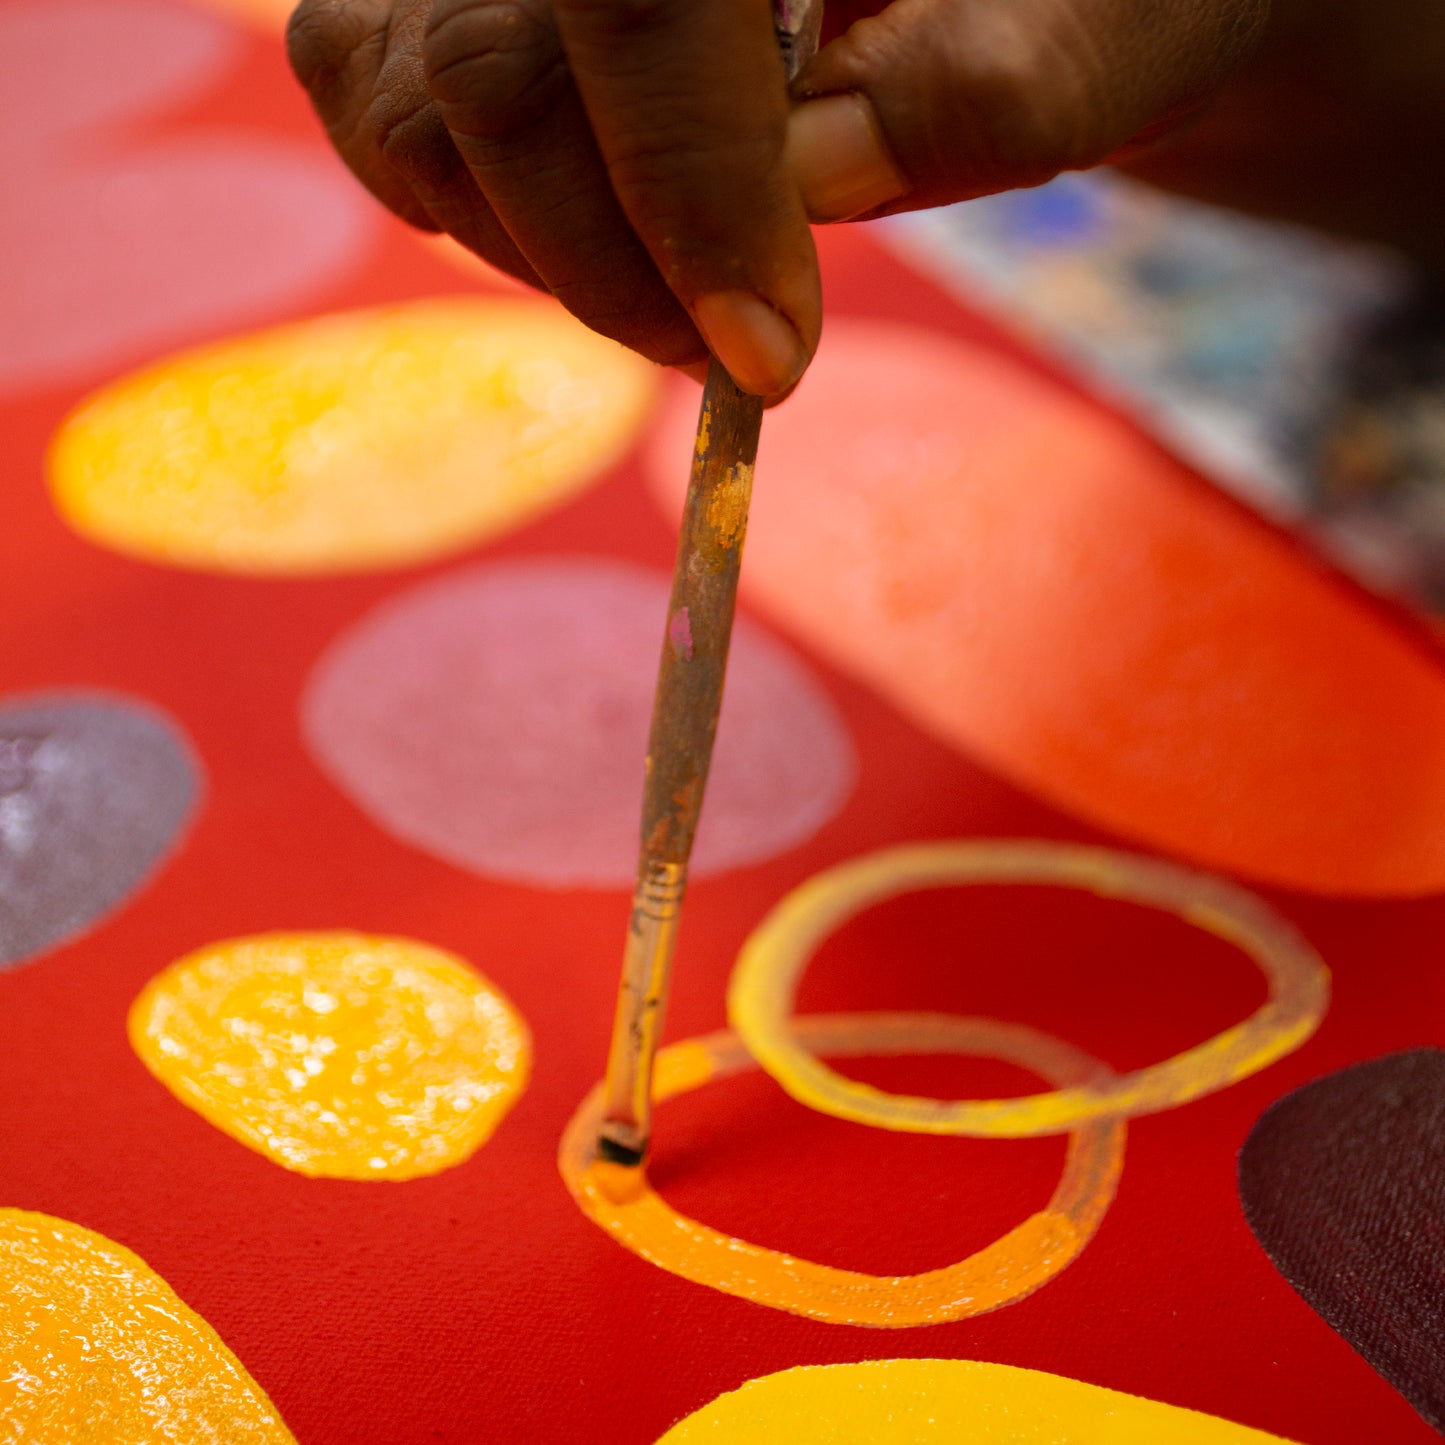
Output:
top-left (559, 1013), bottom-right (1124, 1327)
top-left (728, 840), bottom-right (1330, 1139)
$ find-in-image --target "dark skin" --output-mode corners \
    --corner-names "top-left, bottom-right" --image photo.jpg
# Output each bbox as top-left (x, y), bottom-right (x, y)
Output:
top-left (287, 0), bottom-right (1445, 400)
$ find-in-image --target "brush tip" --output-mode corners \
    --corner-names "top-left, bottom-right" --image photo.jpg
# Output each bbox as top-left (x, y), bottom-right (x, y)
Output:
top-left (595, 1133), bottom-right (647, 1168)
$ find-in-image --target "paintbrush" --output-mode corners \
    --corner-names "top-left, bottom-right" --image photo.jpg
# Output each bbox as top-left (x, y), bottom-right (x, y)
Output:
top-left (596, 0), bottom-right (823, 1168)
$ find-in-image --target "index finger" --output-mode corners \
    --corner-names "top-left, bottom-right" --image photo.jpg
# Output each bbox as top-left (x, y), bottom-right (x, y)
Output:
top-left (553, 0), bottom-right (821, 397)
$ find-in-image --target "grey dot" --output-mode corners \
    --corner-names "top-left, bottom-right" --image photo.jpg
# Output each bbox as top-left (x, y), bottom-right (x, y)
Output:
top-left (0, 693), bottom-right (201, 968)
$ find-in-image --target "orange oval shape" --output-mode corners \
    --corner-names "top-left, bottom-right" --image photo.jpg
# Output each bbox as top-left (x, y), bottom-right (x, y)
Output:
top-left (646, 321), bottom-right (1445, 896)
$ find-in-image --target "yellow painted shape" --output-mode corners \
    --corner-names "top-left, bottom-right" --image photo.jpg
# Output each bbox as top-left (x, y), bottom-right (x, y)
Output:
top-left (130, 932), bottom-right (530, 1180)
top-left (730, 840), bottom-right (1329, 1138)
top-left (0, 1207), bottom-right (296, 1442)
top-left (49, 298), bottom-right (656, 574)
top-left (560, 1014), bottom-right (1124, 1327)
top-left (656, 1360), bottom-right (1303, 1443)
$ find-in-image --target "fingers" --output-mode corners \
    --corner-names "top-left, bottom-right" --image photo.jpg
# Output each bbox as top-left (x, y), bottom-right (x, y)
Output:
top-left (422, 0), bottom-right (705, 369)
top-left (787, 0), bottom-right (1271, 220)
top-left (293, 0), bottom-right (820, 393)
top-left (288, 0), bottom-right (439, 229)
top-left (551, 0), bottom-right (820, 396)
top-left (287, 0), bottom-right (543, 285)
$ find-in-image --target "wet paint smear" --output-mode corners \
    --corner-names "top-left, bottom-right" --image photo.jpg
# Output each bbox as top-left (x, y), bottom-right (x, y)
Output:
top-left (0, 0), bottom-right (372, 397)
top-left (1239, 1049), bottom-right (1445, 1432)
top-left (49, 299), bottom-right (656, 574)
top-left (129, 932), bottom-right (531, 1179)
top-left (0, 1207), bottom-right (296, 1442)
top-left (730, 840), bottom-right (1329, 1138)
top-left (302, 557), bottom-right (856, 887)
top-left (645, 320), bottom-right (1445, 896)
top-left (0, 692), bottom-right (200, 969)
top-left (655, 1360), bottom-right (1301, 1443)
top-left (560, 1014), bottom-right (1124, 1327)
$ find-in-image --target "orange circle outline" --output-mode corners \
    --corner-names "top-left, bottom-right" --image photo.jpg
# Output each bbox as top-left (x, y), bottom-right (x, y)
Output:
top-left (559, 1013), bottom-right (1124, 1327)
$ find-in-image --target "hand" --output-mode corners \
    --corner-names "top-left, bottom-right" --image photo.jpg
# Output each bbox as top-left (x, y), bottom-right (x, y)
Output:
top-left (298, 0), bottom-right (1422, 398)
top-left (287, 0), bottom-right (816, 396)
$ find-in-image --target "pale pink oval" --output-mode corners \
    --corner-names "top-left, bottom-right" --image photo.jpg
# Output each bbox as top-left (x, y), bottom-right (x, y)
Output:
top-left (301, 558), bottom-right (857, 888)
top-left (0, 0), bottom-right (374, 395)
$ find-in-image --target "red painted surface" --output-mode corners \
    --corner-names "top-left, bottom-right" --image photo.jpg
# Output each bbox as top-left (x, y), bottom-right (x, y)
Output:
top-left (1, 6), bottom-right (1444, 1443)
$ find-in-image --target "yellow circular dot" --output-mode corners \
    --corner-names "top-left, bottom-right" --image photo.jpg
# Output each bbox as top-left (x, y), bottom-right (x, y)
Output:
top-left (129, 932), bottom-right (531, 1180)
top-left (0, 1208), bottom-right (296, 1442)
top-left (655, 1360), bottom-right (1302, 1444)
top-left (49, 298), bottom-right (656, 574)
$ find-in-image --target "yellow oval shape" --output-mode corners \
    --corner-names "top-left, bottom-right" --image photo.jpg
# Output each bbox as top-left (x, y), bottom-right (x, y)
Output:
top-left (129, 931), bottom-right (531, 1179)
top-left (0, 1207), bottom-right (295, 1442)
top-left (49, 298), bottom-right (656, 574)
top-left (656, 1360), bottom-right (1302, 1443)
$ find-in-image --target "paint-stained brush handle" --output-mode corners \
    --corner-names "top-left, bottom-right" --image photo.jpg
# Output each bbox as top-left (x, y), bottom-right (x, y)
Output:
top-left (598, 368), bottom-right (761, 1164)
top-left (597, 0), bottom-right (823, 1166)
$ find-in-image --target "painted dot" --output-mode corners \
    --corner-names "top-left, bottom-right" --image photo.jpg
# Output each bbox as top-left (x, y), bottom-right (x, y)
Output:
top-left (656, 1361), bottom-right (1300, 1443)
top-left (647, 320), bottom-right (1445, 897)
top-left (0, 692), bottom-right (200, 969)
top-left (49, 298), bottom-right (656, 573)
top-left (129, 932), bottom-right (531, 1180)
top-left (0, 1207), bottom-right (295, 1442)
top-left (301, 557), bottom-right (856, 888)
top-left (0, 0), bottom-right (236, 145)
top-left (0, 0), bottom-right (373, 396)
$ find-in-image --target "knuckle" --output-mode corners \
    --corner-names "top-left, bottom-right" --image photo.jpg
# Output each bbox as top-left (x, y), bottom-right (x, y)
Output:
top-left (928, 5), bottom-right (1112, 186)
top-left (901, 2), bottom-right (1103, 189)
top-left (286, 0), bottom-right (375, 92)
top-left (424, 0), bottom-right (567, 134)
top-left (367, 87), bottom-right (437, 167)
top-left (830, 0), bottom-right (1115, 191)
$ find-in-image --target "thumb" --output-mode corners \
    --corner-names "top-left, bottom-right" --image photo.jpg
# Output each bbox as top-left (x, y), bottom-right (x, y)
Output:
top-left (785, 0), bottom-right (1268, 221)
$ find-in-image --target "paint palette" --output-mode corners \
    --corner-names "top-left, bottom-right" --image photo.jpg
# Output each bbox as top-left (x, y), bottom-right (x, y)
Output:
top-left (2, 2), bottom-right (1445, 1441)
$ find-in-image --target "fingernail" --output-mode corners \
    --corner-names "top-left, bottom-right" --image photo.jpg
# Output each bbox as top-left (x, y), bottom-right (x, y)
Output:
top-left (693, 291), bottom-right (808, 397)
top-left (787, 93), bottom-right (909, 223)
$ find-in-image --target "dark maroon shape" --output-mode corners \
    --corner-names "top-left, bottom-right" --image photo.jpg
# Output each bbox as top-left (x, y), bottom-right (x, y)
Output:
top-left (1239, 1049), bottom-right (1445, 1434)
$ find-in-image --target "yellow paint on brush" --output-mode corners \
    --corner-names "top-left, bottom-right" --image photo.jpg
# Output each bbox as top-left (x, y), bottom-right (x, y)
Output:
top-left (729, 841), bottom-right (1329, 1138)
top-left (705, 463), bottom-right (753, 550)
top-left (130, 932), bottom-right (530, 1180)
top-left (49, 299), bottom-right (655, 575)
top-left (655, 1360), bottom-right (1303, 1443)
top-left (560, 1014), bottom-right (1124, 1327)
top-left (0, 1208), bottom-right (296, 1442)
